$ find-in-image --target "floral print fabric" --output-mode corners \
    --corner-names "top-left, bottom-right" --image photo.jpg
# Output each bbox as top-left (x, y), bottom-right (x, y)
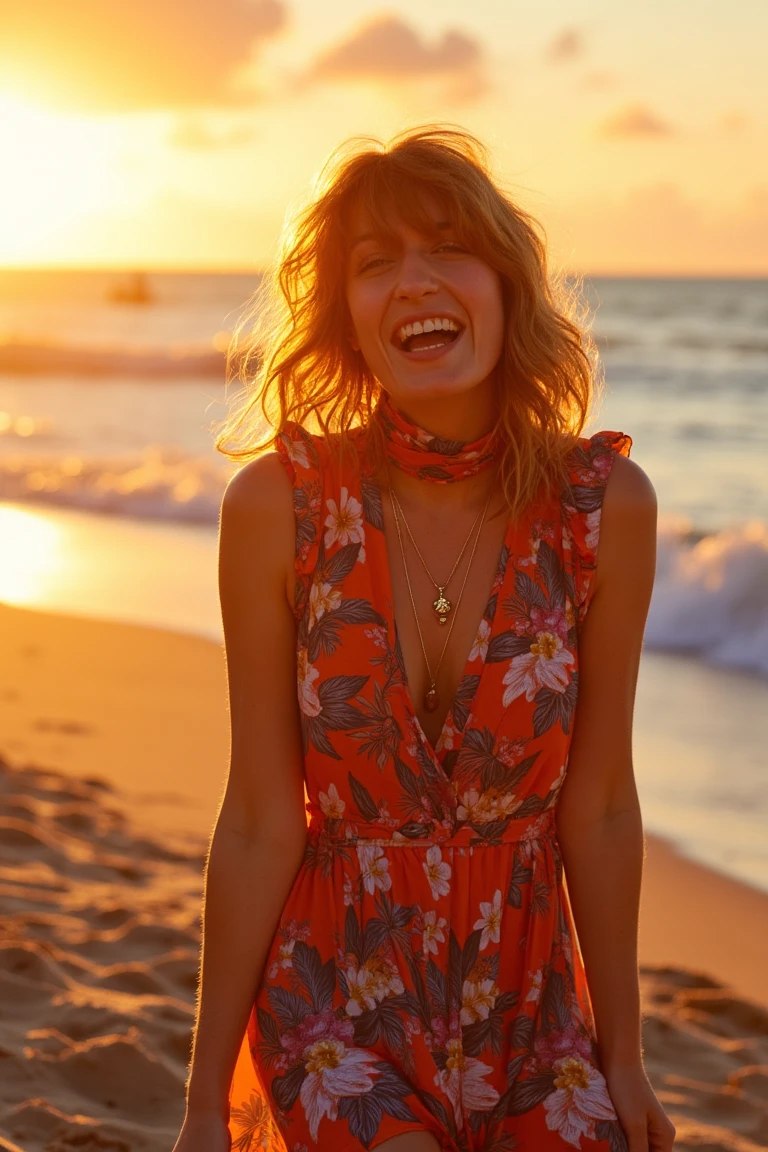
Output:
top-left (227, 422), bottom-right (633, 1152)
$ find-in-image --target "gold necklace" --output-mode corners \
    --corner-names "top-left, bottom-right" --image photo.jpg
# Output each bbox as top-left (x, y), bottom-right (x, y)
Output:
top-left (389, 487), bottom-right (491, 714)
top-left (389, 488), bottom-right (487, 624)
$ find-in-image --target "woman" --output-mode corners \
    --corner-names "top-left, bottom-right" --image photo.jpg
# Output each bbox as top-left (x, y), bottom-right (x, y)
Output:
top-left (173, 126), bottom-right (670, 1152)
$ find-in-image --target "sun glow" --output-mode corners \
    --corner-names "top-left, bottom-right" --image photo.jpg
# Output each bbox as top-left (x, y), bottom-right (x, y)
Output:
top-left (0, 92), bottom-right (124, 265)
top-left (0, 504), bottom-right (65, 605)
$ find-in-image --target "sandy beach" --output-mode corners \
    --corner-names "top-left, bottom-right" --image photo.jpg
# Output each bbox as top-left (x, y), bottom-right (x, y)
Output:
top-left (1, 601), bottom-right (767, 1151)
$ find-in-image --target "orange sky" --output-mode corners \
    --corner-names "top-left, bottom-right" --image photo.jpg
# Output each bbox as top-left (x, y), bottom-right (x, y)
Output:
top-left (0, 0), bottom-right (766, 274)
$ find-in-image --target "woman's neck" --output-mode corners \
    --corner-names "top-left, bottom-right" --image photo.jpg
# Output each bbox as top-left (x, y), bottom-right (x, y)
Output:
top-left (374, 381), bottom-right (504, 514)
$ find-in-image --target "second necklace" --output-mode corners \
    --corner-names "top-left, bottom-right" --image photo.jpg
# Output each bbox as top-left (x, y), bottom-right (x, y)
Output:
top-left (389, 486), bottom-right (492, 714)
top-left (388, 488), bottom-right (487, 624)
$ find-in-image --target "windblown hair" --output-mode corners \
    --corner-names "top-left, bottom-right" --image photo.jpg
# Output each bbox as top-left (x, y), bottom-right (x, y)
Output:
top-left (214, 124), bottom-right (603, 519)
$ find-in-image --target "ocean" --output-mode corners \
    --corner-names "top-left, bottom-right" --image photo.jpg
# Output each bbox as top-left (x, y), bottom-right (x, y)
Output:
top-left (0, 270), bottom-right (766, 893)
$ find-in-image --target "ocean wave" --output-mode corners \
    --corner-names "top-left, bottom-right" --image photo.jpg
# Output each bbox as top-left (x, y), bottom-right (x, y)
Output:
top-left (0, 340), bottom-right (227, 379)
top-left (1, 453), bottom-right (766, 678)
top-left (646, 516), bottom-right (768, 677)
top-left (0, 448), bottom-right (234, 524)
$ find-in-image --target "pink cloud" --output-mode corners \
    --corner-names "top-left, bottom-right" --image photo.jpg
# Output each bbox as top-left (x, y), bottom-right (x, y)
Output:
top-left (307, 15), bottom-right (485, 95)
top-left (598, 104), bottom-right (675, 138)
top-left (546, 28), bottom-right (585, 63)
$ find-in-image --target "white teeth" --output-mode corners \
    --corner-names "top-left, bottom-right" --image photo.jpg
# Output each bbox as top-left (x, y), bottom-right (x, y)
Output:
top-left (397, 317), bottom-right (459, 344)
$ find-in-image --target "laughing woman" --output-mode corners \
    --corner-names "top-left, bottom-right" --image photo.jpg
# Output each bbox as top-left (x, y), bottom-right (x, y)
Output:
top-left (172, 126), bottom-right (670, 1152)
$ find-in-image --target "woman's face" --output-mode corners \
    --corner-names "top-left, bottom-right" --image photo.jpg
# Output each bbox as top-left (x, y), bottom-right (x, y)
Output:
top-left (344, 200), bottom-right (505, 413)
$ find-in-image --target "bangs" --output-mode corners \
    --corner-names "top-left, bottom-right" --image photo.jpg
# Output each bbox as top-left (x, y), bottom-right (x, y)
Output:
top-left (337, 159), bottom-right (479, 253)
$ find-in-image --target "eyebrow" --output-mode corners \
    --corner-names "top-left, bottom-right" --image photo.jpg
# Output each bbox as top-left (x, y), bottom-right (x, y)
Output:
top-left (349, 220), bottom-right (453, 251)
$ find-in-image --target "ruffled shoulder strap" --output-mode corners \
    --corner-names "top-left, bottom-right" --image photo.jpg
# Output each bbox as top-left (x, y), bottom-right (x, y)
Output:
top-left (274, 420), bottom-right (326, 621)
top-left (561, 429), bottom-right (633, 627)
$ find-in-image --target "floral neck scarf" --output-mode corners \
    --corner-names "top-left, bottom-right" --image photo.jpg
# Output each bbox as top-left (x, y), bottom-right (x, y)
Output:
top-left (373, 390), bottom-right (500, 483)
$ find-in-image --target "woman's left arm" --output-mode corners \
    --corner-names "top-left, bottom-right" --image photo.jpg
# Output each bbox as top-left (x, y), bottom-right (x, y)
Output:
top-left (556, 453), bottom-right (675, 1152)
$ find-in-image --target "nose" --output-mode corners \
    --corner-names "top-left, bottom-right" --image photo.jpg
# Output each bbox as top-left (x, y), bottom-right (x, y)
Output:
top-left (394, 246), bottom-right (439, 301)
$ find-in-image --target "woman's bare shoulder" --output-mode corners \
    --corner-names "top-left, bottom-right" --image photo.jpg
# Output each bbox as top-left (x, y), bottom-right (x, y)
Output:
top-left (604, 452), bottom-right (657, 518)
top-left (219, 451), bottom-right (295, 599)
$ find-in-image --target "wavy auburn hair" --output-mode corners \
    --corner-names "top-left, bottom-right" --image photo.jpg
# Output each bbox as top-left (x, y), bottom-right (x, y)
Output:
top-left (214, 124), bottom-right (603, 519)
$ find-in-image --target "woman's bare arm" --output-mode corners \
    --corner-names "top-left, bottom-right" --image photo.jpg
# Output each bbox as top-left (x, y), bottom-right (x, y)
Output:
top-left (555, 452), bottom-right (658, 1070)
top-left (183, 452), bottom-right (308, 1121)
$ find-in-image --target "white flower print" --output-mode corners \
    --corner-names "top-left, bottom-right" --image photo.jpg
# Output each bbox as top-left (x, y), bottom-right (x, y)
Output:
top-left (422, 910), bottom-right (447, 955)
top-left (297, 648), bottom-right (321, 717)
top-left (423, 845), bottom-right (451, 900)
top-left (436, 1038), bottom-right (500, 1126)
top-left (344, 965), bottom-right (379, 1016)
top-left (318, 782), bottom-right (345, 820)
top-left (469, 617), bottom-right (491, 663)
top-left (357, 844), bottom-right (392, 895)
top-left (309, 579), bottom-right (342, 626)
top-left (300, 1040), bottom-right (378, 1141)
top-left (277, 939), bottom-right (296, 969)
top-left (284, 437), bottom-right (310, 471)
top-left (543, 1055), bottom-right (617, 1147)
top-left (460, 978), bottom-right (498, 1025)
top-left (502, 631), bottom-right (575, 707)
top-left (584, 508), bottom-right (601, 551)
top-left (324, 487), bottom-right (365, 561)
top-left (474, 889), bottom-right (502, 950)
top-left (525, 966), bottom-right (545, 1003)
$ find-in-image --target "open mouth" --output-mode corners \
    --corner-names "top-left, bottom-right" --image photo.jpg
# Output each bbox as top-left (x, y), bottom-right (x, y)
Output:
top-left (394, 316), bottom-right (463, 354)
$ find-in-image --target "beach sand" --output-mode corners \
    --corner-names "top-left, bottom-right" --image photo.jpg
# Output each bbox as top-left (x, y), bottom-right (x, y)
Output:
top-left (1, 602), bottom-right (767, 1151)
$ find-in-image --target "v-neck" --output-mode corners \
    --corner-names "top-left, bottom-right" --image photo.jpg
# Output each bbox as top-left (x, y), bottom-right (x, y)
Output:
top-left (360, 460), bottom-right (514, 774)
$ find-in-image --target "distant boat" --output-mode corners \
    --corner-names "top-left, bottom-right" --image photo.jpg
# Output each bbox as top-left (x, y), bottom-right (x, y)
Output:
top-left (107, 272), bottom-right (154, 305)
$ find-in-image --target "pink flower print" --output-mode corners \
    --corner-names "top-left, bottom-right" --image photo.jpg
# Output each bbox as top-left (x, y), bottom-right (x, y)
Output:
top-left (530, 604), bottom-right (568, 643)
top-left (474, 889), bottom-right (502, 950)
top-left (543, 1055), bottom-right (618, 1146)
top-left (297, 648), bottom-right (321, 717)
top-left (281, 1009), bottom-right (353, 1063)
top-left (469, 617), bottom-right (491, 663)
top-left (497, 736), bottom-right (526, 768)
top-left (502, 632), bottom-right (575, 707)
top-left (324, 487), bottom-right (365, 561)
top-left (357, 844), bottom-right (392, 895)
top-left (300, 1040), bottom-right (378, 1141)
top-left (422, 909), bottom-right (447, 955)
top-left (423, 845), bottom-right (451, 899)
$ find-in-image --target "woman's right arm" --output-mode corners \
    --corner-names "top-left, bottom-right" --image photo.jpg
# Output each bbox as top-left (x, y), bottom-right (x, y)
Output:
top-left (173, 451), bottom-right (307, 1148)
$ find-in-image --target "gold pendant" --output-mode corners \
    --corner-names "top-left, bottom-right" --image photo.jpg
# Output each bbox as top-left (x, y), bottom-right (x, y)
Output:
top-left (433, 588), bottom-right (451, 624)
top-left (424, 685), bottom-right (440, 712)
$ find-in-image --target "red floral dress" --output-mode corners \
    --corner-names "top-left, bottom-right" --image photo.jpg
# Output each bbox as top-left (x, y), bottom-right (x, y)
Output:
top-left (227, 420), bottom-right (633, 1152)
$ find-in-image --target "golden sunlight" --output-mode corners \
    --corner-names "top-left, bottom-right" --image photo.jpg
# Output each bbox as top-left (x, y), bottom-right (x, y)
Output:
top-left (0, 504), bottom-right (65, 604)
top-left (0, 93), bottom-right (119, 264)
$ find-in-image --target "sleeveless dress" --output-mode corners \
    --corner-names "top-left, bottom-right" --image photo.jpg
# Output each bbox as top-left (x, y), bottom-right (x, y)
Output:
top-left (227, 421), bottom-right (633, 1152)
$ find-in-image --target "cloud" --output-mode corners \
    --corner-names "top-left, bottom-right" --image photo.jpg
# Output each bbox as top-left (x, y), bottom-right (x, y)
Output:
top-left (306, 15), bottom-right (485, 95)
top-left (546, 28), bottom-right (585, 63)
top-left (0, 0), bottom-right (286, 112)
top-left (170, 116), bottom-right (257, 150)
top-left (598, 104), bottom-right (675, 139)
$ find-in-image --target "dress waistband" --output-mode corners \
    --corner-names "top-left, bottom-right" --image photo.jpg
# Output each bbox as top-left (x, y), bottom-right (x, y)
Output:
top-left (306, 807), bottom-right (557, 849)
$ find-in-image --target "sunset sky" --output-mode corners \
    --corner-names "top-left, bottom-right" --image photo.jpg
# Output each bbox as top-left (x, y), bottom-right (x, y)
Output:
top-left (1, 0), bottom-right (766, 274)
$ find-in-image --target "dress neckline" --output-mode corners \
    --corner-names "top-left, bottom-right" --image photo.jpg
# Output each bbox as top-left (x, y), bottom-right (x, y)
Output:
top-left (359, 446), bottom-right (514, 773)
